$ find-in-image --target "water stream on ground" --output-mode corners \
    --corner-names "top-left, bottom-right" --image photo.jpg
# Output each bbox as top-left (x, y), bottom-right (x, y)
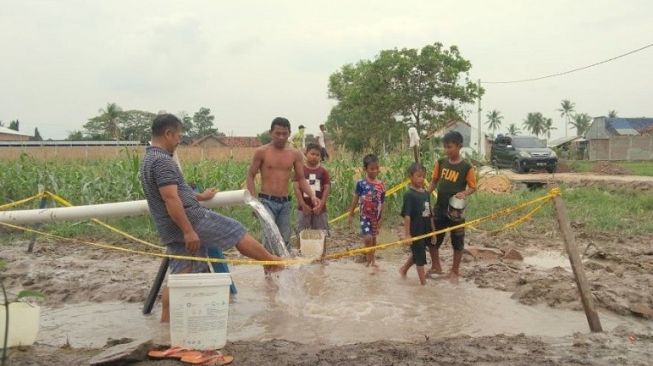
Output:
top-left (37, 251), bottom-right (651, 348)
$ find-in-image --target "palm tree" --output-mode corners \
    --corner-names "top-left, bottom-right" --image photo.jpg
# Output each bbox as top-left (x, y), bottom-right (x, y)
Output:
top-left (485, 109), bottom-right (503, 136)
top-left (571, 113), bottom-right (592, 136)
top-left (523, 112), bottom-right (546, 137)
top-left (100, 102), bottom-right (123, 140)
top-left (543, 117), bottom-right (556, 140)
top-left (608, 110), bottom-right (618, 118)
top-left (507, 123), bottom-right (520, 135)
top-left (557, 99), bottom-right (575, 137)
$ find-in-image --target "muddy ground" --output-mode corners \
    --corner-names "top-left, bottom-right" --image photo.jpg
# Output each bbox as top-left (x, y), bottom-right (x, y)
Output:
top-left (2, 220), bottom-right (653, 365)
top-left (9, 329), bottom-right (653, 366)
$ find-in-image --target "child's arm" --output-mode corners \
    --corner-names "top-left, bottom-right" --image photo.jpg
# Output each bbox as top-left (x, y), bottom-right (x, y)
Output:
top-left (428, 161), bottom-right (441, 194)
top-left (317, 183), bottom-right (330, 214)
top-left (347, 192), bottom-right (359, 228)
top-left (403, 215), bottom-right (411, 241)
top-left (455, 167), bottom-right (478, 199)
top-left (293, 181), bottom-right (311, 213)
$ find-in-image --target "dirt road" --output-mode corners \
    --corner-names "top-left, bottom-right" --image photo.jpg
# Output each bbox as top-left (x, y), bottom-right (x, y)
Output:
top-left (499, 169), bottom-right (653, 190)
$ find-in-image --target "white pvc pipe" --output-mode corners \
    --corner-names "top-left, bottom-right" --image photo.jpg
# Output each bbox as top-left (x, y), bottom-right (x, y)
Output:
top-left (0, 190), bottom-right (252, 225)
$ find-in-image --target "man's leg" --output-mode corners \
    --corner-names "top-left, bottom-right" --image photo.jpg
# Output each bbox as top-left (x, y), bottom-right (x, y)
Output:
top-left (277, 201), bottom-right (292, 253)
top-left (236, 233), bottom-right (283, 272)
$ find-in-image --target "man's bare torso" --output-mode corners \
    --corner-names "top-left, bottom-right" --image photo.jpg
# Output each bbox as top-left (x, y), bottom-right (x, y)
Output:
top-left (257, 144), bottom-right (299, 197)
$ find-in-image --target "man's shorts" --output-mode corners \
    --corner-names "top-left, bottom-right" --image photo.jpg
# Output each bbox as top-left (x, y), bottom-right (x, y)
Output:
top-left (167, 210), bottom-right (246, 274)
top-left (259, 195), bottom-right (293, 255)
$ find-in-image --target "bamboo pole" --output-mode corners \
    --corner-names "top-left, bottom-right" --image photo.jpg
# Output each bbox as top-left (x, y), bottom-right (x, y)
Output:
top-left (552, 194), bottom-right (603, 332)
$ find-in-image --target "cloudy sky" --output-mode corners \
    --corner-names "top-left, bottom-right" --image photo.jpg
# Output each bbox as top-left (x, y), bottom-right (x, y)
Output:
top-left (2, 0), bottom-right (652, 140)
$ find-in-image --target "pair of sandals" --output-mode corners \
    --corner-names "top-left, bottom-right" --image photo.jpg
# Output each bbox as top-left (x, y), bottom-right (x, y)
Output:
top-left (148, 346), bottom-right (234, 365)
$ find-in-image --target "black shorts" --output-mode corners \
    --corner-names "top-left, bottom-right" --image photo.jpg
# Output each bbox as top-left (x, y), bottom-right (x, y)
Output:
top-left (410, 238), bottom-right (428, 266)
top-left (433, 210), bottom-right (465, 251)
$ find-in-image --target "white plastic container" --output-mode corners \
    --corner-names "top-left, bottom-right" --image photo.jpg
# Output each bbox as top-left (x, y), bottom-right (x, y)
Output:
top-left (299, 229), bottom-right (326, 259)
top-left (168, 273), bottom-right (231, 350)
top-left (0, 303), bottom-right (40, 347)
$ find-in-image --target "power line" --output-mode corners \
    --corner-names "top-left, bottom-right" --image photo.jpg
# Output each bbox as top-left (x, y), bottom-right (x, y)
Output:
top-left (483, 42), bottom-right (653, 84)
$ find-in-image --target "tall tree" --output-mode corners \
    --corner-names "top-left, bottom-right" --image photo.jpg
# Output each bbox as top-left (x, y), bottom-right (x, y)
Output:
top-left (523, 112), bottom-right (546, 137)
top-left (327, 42), bottom-right (482, 152)
top-left (485, 109), bottom-right (503, 135)
top-left (608, 110), bottom-right (618, 118)
top-left (83, 103), bottom-right (124, 140)
top-left (178, 111), bottom-right (194, 137)
top-left (192, 107), bottom-right (217, 137)
top-left (507, 123), bottom-right (520, 135)
top-left (557, 99), bottom-right (575, 137)
top-left (257, 130), bottom-right (272, 144)
top-left (571, 113), bottom-right (592, 136)
top-left (543, 117), bottom-right (556, 140)
top-left (32, 127), bottom-right (43, 141)
top-left (8, 120), bottom-right (19, 131)
top-left (66, 130), bottom-right (84, 141)
top-left (121, 110), bottom-right (156, 141)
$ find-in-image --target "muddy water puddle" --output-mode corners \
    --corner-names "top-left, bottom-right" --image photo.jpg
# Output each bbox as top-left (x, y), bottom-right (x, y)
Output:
top-left (524, 251), bottom-right (572, 270)
top-left (38, 252), bottom-right (650, 348)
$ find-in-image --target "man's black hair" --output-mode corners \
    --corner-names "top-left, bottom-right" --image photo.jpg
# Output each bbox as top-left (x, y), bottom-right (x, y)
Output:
top-left (363, 154), bottom-right (379, 168)
top-left (152, 114), bottom-right (182, 137)
top-left (270, 117), bottom-right (291, 131)
top-left (305, 142), bottom-right (321, 153)
top-left (298, 124), bottom-right (305, 129)
top-left (443, 131), bottom-right (464, 145)
top-left (407, 162), bottom-right (426, 176)
top-left (319, 124), bottom-right (325, 129)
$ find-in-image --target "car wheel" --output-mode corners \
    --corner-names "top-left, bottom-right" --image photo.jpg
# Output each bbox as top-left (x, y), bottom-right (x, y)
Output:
top-left (513, 160), bottom-right (524, 173)
top-left (546, 166), bottom-right (556, 174)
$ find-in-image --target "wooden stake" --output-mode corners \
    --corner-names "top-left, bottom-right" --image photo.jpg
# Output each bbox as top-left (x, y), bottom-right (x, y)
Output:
top-left (552, 194), bottom-right (603, 332)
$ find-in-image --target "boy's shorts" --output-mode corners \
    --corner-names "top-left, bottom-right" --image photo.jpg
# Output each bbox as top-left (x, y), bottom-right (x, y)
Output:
top-left (410, 238), bottom-right (428, 266)
top-left (360, 216), bottom-right (379, 237)
top-left (296, 210), bottom-right (330, 234)
top-left (432, 210), bottom-right (465, 251)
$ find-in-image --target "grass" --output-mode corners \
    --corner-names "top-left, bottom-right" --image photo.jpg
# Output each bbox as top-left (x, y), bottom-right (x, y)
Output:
top-left (2, 153), bottom-right (652, 249)
top-left (566, 160), bottom-right (653, 176)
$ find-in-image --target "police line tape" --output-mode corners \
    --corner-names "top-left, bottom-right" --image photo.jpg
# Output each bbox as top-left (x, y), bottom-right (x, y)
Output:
top-left (0, 188), bottom-right (560, 266)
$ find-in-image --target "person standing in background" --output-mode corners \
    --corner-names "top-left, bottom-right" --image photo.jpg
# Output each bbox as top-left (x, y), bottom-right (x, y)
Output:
top-left (316, 124), bottom-right (329, 161)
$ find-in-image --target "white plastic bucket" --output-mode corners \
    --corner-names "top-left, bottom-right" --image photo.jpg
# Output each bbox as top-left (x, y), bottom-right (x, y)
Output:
top-left (168, 273), bottom-right (231, 350)
top-left (299, 229), bottom-right (326, 258)
top-left (0, 303), bottom-right (40, 347)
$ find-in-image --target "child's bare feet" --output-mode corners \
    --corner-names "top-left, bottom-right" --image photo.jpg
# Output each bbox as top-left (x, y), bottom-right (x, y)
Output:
top-left (446, 272), bottom-right (459, 284)
top-left (399, 266), bottom-right (408, 277)
top-left (427, 267), bottom-right (443, 276)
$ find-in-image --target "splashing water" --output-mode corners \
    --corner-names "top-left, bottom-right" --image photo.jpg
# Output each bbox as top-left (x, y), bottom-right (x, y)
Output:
top-left (245, 196), bottom-right (290, 257)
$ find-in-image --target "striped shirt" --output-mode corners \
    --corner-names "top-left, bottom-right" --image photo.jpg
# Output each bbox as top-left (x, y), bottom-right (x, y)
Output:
top-left (139, 146), bottom-right (208, 244)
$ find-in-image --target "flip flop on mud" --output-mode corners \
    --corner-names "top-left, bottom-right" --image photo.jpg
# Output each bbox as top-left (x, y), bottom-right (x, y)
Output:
top-left (181, 350), bottom-right (231, 365)
top-left (147, 346), bottom-right (192, 359)
top-left (200, 354), bottom-right (234, 365)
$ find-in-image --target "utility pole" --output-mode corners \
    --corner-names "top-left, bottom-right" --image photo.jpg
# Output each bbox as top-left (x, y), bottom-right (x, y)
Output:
top-left (477, 79), bottom-right (482, 157)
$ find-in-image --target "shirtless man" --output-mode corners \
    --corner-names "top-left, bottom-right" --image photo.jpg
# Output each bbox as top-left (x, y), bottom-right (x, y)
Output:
top-left (247, 117), bottom-right (320, 255)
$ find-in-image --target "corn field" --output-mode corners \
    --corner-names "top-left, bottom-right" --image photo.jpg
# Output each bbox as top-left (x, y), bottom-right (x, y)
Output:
top-left (1, 150), bottom-right (435, 239)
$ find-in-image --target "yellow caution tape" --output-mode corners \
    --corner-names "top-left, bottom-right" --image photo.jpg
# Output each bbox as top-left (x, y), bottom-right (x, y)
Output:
top-left (0, 192), bottom-right (46, 211)
top-left (0, 188), bottom-right (561, 266)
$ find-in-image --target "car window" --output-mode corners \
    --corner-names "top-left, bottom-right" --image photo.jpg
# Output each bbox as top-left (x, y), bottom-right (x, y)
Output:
top-left (512, 137), bottom-right (545, 148)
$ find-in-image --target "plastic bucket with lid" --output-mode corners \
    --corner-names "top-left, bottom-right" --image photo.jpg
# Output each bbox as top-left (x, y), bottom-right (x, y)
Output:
top-left (168, 273), bottom-right (231, 350)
